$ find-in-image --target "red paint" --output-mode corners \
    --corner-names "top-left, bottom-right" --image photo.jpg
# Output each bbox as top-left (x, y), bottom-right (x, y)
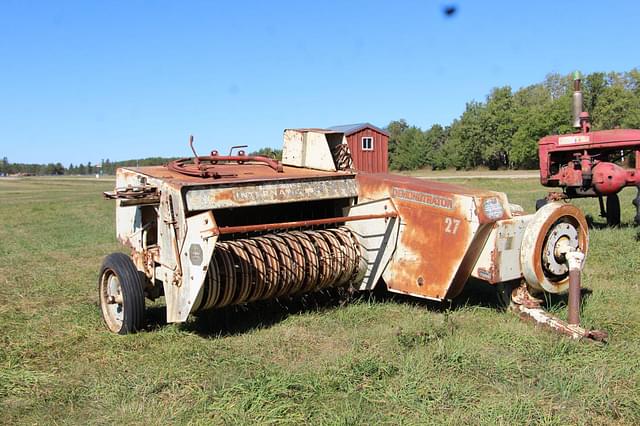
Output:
top-left (592, 162), bottom-right (629, 195)
top-left (538, 128), bottom-right (640, 193)
top-left (344, 127), bottom-right (389, 173)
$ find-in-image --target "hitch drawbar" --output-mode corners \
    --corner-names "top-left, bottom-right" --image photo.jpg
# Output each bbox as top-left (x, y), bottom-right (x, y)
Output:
top-left (510, 250), bottom-right (608, 343)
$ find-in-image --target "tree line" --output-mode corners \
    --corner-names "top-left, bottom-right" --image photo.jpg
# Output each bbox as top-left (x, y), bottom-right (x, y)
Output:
top-left (0, 157), bottom-right (181, 176)
top-left (2, 70), bottom-right (638, 175)
top-left (387, 70), bottom-right (640, 170)
top-left (0, 149), bottom-right (285, 176)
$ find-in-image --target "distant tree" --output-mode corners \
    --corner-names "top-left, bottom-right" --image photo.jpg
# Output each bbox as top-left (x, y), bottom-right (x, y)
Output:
top-left (103, 159), bottom-right (113, 175)
top-left (583, 72), bottom-right (607, 115)
top-left (390, 126), bottom-right (432, 170)
top-left (427, 124), bottom-right (450, 170)
top-left (592, 76), bottom-right (640, 129)
top-left (482, 86), bottom-right (516, 169)
top-left (443, 101), bottom-right (487, 169)
top-left (249, 147), bottom-right (283, 160)
top-left (543, 72), bottom-right (571, 100)
top-left (386, 119), bottom-right (409, 162)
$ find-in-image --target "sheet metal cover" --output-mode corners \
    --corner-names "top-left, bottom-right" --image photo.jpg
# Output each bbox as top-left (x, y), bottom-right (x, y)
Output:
top-left (185, 176), bottom-right (357, 211)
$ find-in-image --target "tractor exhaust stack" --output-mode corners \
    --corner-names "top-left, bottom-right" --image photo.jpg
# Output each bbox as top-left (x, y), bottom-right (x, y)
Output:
top-left (572, 71), bottom-right (583, 129)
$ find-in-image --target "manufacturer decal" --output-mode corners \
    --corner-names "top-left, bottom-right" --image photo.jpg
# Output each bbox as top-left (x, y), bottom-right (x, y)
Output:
top-left (558, 135), bottom-right (590, 145)
top-left (391, 187), bottom-right (454, 210)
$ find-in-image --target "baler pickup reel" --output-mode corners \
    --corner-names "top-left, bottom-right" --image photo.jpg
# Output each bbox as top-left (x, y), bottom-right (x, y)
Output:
top-left (99, 131), bottom-right (608, 343)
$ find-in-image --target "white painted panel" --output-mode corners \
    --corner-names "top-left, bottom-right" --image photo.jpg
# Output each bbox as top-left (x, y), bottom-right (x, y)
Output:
top-left (345, 198), bottom-right (399, 291)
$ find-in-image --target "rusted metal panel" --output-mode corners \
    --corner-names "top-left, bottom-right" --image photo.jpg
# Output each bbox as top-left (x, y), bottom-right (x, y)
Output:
top-left (356, 173), bottom-right (510, 300)
top-left (121, 164), bottom-right (355, 190)
top-left (184, 176), bottom-right (357, 211)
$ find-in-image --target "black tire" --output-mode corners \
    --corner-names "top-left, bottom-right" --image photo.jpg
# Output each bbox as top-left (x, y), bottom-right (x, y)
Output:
top-left (98, 253), bottom-right (146, 334)
top-left (535, 198), bottom-right (548, 211)
top-left (606, 194), bottom-right (621, 227)
top-left (632, 187), bottom-right (640, 225)
top-left (495, 281), bottom-right (515, 310)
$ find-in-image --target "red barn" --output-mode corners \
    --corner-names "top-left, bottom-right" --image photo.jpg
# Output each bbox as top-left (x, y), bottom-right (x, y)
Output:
top-left (328, 123), bottom-right (389, 173)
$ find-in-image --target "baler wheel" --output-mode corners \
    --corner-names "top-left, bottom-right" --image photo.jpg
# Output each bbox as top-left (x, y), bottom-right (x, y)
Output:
top-left (606, 194), bottom-right (621, 227)
top-left (98, 253), bottom-right (145, 334)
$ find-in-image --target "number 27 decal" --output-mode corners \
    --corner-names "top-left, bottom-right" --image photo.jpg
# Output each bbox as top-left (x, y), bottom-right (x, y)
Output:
top-left (444, 217), bottom-right (461, 234)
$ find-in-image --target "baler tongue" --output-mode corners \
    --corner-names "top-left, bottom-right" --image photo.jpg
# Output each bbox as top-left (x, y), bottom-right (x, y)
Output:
top-left (511, 295), bottom-right (608, 343)
top-left (510, 254), bottom-right (608, 344)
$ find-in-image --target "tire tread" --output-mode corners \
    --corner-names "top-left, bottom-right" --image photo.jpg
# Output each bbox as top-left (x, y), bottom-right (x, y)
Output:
top-left (99, 253), bottom-right (145, 334)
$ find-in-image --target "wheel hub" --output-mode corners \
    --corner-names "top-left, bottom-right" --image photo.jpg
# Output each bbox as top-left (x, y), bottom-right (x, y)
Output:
top-left (542, 221), bottom-right (579, 277)
top-left (100, 272), bottom-right (124, 331)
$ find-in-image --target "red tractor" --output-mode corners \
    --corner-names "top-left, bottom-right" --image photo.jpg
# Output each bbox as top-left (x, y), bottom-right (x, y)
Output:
top-left (538, 72), bottom-right (640, 226)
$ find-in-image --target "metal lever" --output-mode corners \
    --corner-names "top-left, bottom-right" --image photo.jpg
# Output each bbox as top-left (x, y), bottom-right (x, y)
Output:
top-left (566, 251), bottom-right (585, 325)
top-left (189, 135), bottom-right (200, 166)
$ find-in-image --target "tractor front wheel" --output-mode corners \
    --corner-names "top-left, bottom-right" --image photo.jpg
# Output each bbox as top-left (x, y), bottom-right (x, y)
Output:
top-left (98, 253), bottom-right (146, 334)
top-left (606, 194), bottom-right (621, 227)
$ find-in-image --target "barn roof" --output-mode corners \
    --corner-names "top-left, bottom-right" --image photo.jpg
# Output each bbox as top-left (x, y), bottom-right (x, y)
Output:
top-left (285, 128), bottom-right (342, 134)
top-left (327, 123), bottom-right (390, 137)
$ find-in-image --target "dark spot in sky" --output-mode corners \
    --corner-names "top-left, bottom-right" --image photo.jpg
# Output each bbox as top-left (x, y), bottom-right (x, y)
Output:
top-left (443, 5), bottom-right (458, 17)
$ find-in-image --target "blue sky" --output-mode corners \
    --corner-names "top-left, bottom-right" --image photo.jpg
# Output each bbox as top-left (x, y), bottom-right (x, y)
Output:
top-left (1, 0), bottom-right (639, 165)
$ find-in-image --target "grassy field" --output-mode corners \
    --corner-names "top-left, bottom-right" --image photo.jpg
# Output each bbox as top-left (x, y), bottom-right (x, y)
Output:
top-left (1, 175), bottom-right (639, 425)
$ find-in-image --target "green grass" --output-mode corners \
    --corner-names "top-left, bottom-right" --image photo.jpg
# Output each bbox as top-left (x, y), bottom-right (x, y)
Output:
top-left (1, 175), bottom-right (639, 425)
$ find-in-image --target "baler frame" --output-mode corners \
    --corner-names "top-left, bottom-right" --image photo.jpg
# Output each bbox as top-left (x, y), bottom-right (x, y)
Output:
top-left (100, 132), bottom-right (607, 342)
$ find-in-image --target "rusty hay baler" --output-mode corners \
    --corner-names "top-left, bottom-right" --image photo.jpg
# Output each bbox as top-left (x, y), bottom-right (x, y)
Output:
top-left (101, 129), bottom-right (606, 341)
top-left (538, 71), bottom-right (640, 226)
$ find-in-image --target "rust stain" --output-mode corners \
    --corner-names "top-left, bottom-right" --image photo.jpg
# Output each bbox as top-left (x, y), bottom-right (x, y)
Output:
top-left (530, 204), bottom-right (588, 288)
top-left (356, 173), bottom-right (485, 300)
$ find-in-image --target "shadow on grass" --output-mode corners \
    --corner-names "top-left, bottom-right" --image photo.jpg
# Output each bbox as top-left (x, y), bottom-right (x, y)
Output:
top-left (145, 288), bottom-right (350, 337)
top-left (585, 214), bottom-right (638, 230)
top-left (143, 278), bottom-right (596, 338)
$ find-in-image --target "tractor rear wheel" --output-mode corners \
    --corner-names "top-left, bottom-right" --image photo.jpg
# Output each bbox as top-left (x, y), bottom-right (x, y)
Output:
top-left (632, 186), bottom-right (640, 225)
top-left (98, 253), bottom-right (146, 334)
top-left (535, 198), bottom-right (548, 211)
top-left (606, 194), bottom-right (621, 227)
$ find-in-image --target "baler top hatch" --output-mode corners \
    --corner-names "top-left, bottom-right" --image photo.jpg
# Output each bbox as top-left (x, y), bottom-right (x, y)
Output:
top-left (122, 163), bottom-right (355, 188)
